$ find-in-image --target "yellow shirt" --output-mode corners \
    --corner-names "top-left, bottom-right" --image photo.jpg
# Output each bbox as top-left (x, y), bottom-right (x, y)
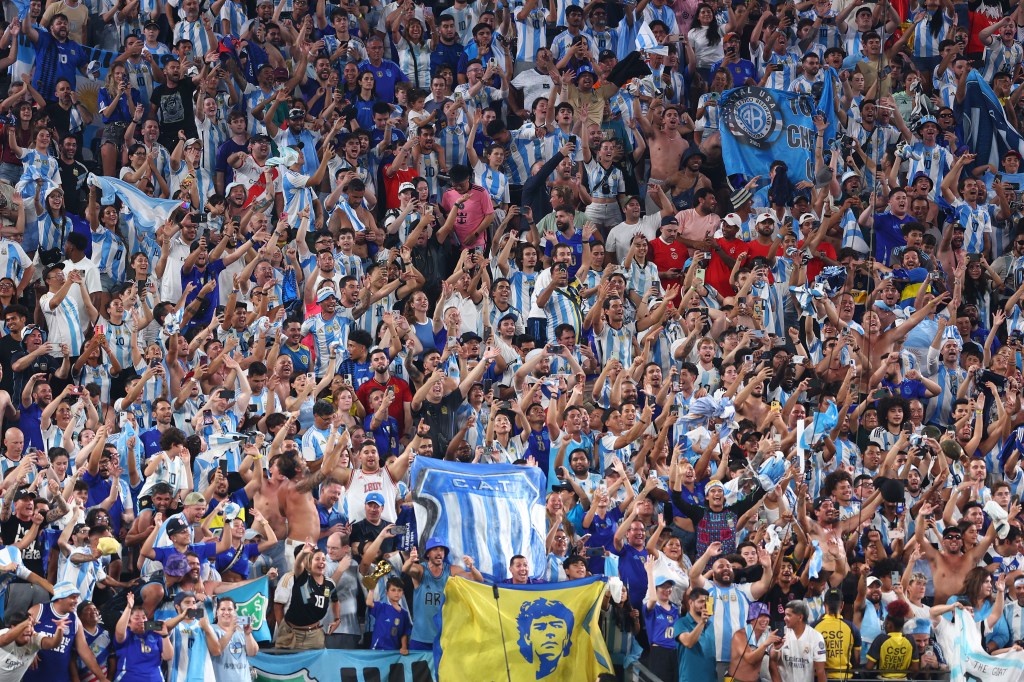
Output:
top-left (814, 613), bottom-right (861, 680)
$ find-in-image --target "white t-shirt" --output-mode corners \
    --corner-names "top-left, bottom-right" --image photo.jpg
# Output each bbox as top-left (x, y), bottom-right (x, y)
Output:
top-left (777, 626), bottom-right (827, 682)
top-left (510, 69), bottom-right (554, 111)
top-left (0, 630), bottom-right (45, 682)
top-left (605, 215), bottom-right (661, 263)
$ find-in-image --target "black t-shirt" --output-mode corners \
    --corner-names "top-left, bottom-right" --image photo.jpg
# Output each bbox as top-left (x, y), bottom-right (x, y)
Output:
top-left (0, 515), bottom-right (44, 575)
top-left (9, 350), bottom-right (61, 403)
top-left (57, 159), bottom-right (89, 215)
top-left (413, 391), bottom-right (464, 458)
top-left (350, 518), bottom-right (396, 561)
top-left (151, 81), bottom-right (198, 149)
top-left (285, 571), bottom-right (336, 626)
top-left (764, 581), bottom-right (807, 629)
top-left (0, 334), bottom-right (22, 395)
top-left (410, 235), bottom-right (458, 304)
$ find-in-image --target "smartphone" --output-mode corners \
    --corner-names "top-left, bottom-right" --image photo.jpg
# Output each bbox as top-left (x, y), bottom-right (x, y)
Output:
top-left (872, 389), bottom-right (888, 400)
top-left (705, 596), bottom-right (715, 616)
top-left (968, 253), bottom-right (981, 262)
top-left (218, 459), bottom-right (228, 476)
top-left (187, 608), bottom-right (204, 619)
top-left (246, 432), bottom-right (258, 445)
top-left (390, 525), bottom-right (408, 536)
top-left (149, 357), bottom-right (161, 368)
top-left (792, 355), bottom-right (805, 365)
top-left (694, 268), bottom-right (706, 285)
top-left (144, 620), bottom-right (165, 633)
top-left (890, 571), bottom-right (900, 584)
top-left (546, 344), bottom-right (564, 354)
top-left (203, 409), bottom-right (213, 426)
top-left (743, 355), bottom-right (753, 365)
top-left (750, 330), bottom-right (766, 339)
top-left (237, 615), bottom-right (250, 627)
top-left (386, 385), bottom-right (395, 396)
top-left (585, 547), bottom-right (605, 558)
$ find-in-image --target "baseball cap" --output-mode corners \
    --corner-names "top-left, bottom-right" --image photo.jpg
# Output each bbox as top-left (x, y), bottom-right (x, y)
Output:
top-left (755, 212), bottom-right (777, 224)
top-left (365, 492), bottom-right (386, 506)
top-left (460, 331), bottom-right (483, 344)
top-left (184, 492), bottom-right (206, 506)
top-left (722, 213), bottom-right (743, 228)
top-left (654, 575), bottom-right (675, 587)
top-left (288, 107), bottom-right (306, 119)
top-left (916, 115), bottom-right (939, 130)
top-left (273, 67), bottom-right (289, 81)
top-left (865, 576), bottom-right (882, 587)
top-left (840, 170), bottom-right (860, 184)
top-left (799, 212), bottom-right (818, 224)
top-left (144, 20), bottom-right (160, 30)
top-left (43, 262), bottom-right (66, 279)
top-left (223, 502), bottom-right (242, 521)
top-left (1005, 150), bottom-right (1023, 161)
top-left (13, 489), bottom-right (36, 502)
top-left (165, 518), bottom-right (190, 536)
top-left (598, 49), bottom-right (617, 61)
top-left (183, 138), bottom-right (201, 148)
top-left (224, 181), bottom-right (245, 195)
top-left (399, 182), bottom-right (416, 194)
top-left (51, 582), bottom-right (81, 601)
top-left (316, 287), bottom-right (338, 303)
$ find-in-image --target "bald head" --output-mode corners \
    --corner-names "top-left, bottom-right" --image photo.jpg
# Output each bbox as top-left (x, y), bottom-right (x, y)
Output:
top-left (3, 429), bottom-right (24, 458)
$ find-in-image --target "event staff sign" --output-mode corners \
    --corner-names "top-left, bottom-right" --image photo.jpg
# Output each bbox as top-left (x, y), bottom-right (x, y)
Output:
top-left (720, 72), bottom-right (836, 184)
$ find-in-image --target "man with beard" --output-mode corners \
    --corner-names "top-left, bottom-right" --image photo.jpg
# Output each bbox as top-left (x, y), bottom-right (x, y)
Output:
top-left (863, 188), bottom-right (913, 264)
top-left (332, 135), bottom-right (377, 203)
top-left (55, 134), bottom-right (88, 214)
top-left (356, 348), bottom-right (413, 436)
top-left (688, 542), bottom-right (774, 676)
top-left (329, 179), bottom-right (382, 252)
top-left (229, 133), bottom-right (280, 214)
top-left (139, 398), bottom-right (175, 458)
top-left (649, 216), bottom-right (687, 295)
top-left (414, 351), bottom-right (497, 459)
top-left (148, 57), bottom-right (198, 150)
top-left (915, 500), bottom-right (998, 605)
top-left (801, 489), bottom-right (884, 578)
top-left (674, 187), bottom-right (720, 253)
top-left (20, 14), bottom-right (89, 102)
top-left (853, 571), bottom-right (888, 665)
top-left (992, 226), bottom-right (1024, 298)
top-left (890, 221), bottom-right (934, 270)
top-left (336, 437), bottom-right (415, 525)
top-left (125, 482), bottom-right (175, 548)
top-left (407, 538), bottom-right (483, 650)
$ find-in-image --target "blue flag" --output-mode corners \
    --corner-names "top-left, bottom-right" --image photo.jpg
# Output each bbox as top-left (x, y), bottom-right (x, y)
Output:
top-left (961, 69), bottom-right (1024, 170)
top-left (410, 459), bottom-right (548, 582)
top-left (206, 576), bottom-right (273, 642)
top-left (720, 73), bottom-right (836, 185)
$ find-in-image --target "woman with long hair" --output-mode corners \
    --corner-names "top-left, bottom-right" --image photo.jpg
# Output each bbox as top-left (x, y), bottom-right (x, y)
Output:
top-left (403, 290), bottom-right (443, 356)
top-left (331, 383), bottom-right (364, 431)
top-left (86, 186), bottom-right (130, 313)
top-left (120, 142), bottom-right (169, 196)
top-left (910, 0), bottom-right (954, 74)
top-left (35, 185), bottom-right (71, 256)
top-left (97, 63), bottom-right (140, 178)
top-left (341, 62), bottom-right (361, 101)
top-left (869, 396), bottom-right (909, 450)
top-left (963, 255), bottom-right (1003, 324)
top-left (949, 567), bottom-right (1009, 649)
top-left (687, 3), bottom-right (725, 82)
top-left (646, 517), bottom-right (691, 605)
top-left (353, 70), bottom-right (380, 131)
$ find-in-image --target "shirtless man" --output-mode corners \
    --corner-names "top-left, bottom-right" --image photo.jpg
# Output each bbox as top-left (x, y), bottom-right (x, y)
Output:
top-left (798, 483), bottom-right (882, 578)
top-left (915, 500), bottom-right (1000, 604)
top-left (636, 104), bottom-right (689, 212)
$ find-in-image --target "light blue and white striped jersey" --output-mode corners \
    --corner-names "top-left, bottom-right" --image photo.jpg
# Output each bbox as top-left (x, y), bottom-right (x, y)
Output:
top-left (416, 150), bottom-right (442, 200)
top-left (19, 148), bottom-right (59, 184)
top-left (757, 48), bottom-right (802, 90)
top-left (395, 40), bottom-right (432, 89)
top-left (448, 3), bottom-right (479, 44)
top-left (912, 10), bottom-right (953, 58)
top-left (123, 59), bottom-right (156, 108)
top-left (697, 92), bottom-right (722, 131)
top-left (925, 361), bottom-right (967, 427)
top-left (583, 22), bottom-right (628, 58)
top-left (543, 280), bottom-right (585, 340)
top-left (335, 251), bottom-right (365, 279)
top-left (0, 238), bottom-right (31, 281)
top-left (282, 168), bottom-right (315, 218)
top-left (982, 40), bottom-right (1024, 82)
top-left (197, 117), bottom-right (230, 175)
top-left (102, 319), bottom-right (136, 370)
top-left (706, 582), bottom-right (756, 662)
top-left (905, 143), bottom-right (952, 199)
top-left (585, 159), bottom-right (625, 201)
top-left (218, 0), bottom-right (247, 37)
top-left (198, 410), bottom-right (243, 471)
top-left (627, 260), bottom-right (659, 299)
top-left (512, 1), bottom-right (549, 61)
top-left (503, 124), bottom-right (543, 184)
top-left (301, 424), bottom-right (331, 462)
top-left (473, 160), bottom-right (509, 206)
top-left (242, 85), bottom-right (275, 135)
top-left (79, 363), bottom-right (115, 407)
top-left (90, 226), bottom-right (128, 282)
top-left (357, 292), bottom-right (395, 338)
top-left (593, 322), bottom-right (636, 367)
top-left (57, 547), bottom-right (107, 601)
top-left (438, 122), bottom-right (469, 169)
top-left (40, 291), bottom-right (85, 356)
top-left (642, 3), bottom-right (678, 34)
top-left (171, 165), bottom-right (214, 213)
top-left (951, 198), bottom-right (992, 253)
top-left (508, 267), bottom-right (538, 314)
top-left (300, 313), bottom-right (353, 376)
top-left (550, 29), bottom-right (598, 62)
top-left (797, 9), bottom-right (841, 48)
top-left (172, 20), bottom-right (214, 58)
top-left (167, 619), bottom-right (215, 682)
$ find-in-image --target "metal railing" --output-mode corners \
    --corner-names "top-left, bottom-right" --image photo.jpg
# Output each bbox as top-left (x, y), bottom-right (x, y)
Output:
top-left (626, 663), bottom-right (951, 681)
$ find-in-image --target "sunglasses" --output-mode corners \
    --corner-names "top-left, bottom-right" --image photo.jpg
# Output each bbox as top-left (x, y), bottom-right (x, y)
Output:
top-left (945, 535), bottom-right (962, 540)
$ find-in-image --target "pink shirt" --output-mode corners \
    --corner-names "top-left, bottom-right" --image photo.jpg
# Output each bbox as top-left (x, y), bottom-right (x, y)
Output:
top-left (675, 208), bottom-right (720, 252)
top-left (442, 185), bottom-right (494, 249)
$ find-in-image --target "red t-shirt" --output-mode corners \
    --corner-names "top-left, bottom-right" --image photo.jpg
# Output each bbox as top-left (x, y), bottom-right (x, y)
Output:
top-left (382, 164), bottom-right (418, 210)
top-left (799, 239), bottom-right (837, 282)
top-left (356, 375), bottom-right (414, 433)
top-left (744, 239), bottom-right (776, 284)
top-left (650, 237), bottom-right (688, 292)
top-left (706, 237), bottom-right (750, 297)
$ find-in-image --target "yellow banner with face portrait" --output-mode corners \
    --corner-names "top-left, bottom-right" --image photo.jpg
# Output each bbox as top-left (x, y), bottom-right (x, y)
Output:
top-left (436, 575), bottom-right (612, 682)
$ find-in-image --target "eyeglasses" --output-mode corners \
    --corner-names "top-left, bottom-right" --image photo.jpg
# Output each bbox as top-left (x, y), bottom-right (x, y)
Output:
top-left (945, 535), bottom-right (962, 540)
top-left (938, 113), bottom-right (954, 118)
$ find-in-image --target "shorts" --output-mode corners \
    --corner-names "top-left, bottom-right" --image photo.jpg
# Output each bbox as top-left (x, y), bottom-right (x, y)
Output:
top-left (274, 620), bottom-right (325, 650)
top-left (584, 201), bottom-right (622, 229)
top-left (284, 538), bottom-right (305, 572)
top-left (101, 121), bottom-right (130, 148)
top-left (100, 273), bottom-right (117, 292)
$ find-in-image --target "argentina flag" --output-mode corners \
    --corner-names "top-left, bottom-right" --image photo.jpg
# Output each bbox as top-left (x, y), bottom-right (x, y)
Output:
top-left (720, 70), bottom-right (837, 184)
top-left (411, 459), bottom-right (548, 582)
top-left (840, 208), bottom-right (869, 253)
top-left (87, 174), bottom-right (186, 236)
top-left (961, 70), bottom-right (1024, 170)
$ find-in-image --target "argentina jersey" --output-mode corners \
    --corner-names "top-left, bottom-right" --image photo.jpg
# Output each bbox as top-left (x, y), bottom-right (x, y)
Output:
top-left (912, 10), bottom-right (953, 57)
top-left (439, 123), bottom-right (468, 169)
top-left (513, 1), bottom-right (548, 60)
top-left (952, 199), bottom-right (992, 253)
top-left (905, 143), bottom-right (951, 198)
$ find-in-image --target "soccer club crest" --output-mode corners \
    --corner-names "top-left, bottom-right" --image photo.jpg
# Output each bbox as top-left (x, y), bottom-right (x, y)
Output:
top-left (722, 87), bottom-right (784, 151)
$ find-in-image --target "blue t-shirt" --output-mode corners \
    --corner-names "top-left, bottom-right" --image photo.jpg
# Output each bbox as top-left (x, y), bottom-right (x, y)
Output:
top-left (363, 413), bottom-right (400, 458)
top-left (544, 229), bottom-right (593, 279)
top-left (708, 58), bottom-right (757, 86)
top-left (33, 30), bottom-right (90, 102)
top-left (114, 630), bottom-right (165, 682)
top-left (584, 507), bottom-right (622, 574)
top-left (370, 601), bottom-right (412, 650)
top-left (140, 428), bottom-right (163, 458)
top-left (356, 59), bottom-right (410, 102)
top-left (644, 602), bottom-right (680, 648)
top-left (181, 259), bottom-right (226, 328)
top-left (872, 212), bottom-right (913, 263)
top-left (81, 470), bottom-right (128, 535)
top-left (154, 541), bottom-right (218, 565)
top-left (214, 542), bottom-right (260, 578)
top-left (618, 544), bottom-right (649, 609)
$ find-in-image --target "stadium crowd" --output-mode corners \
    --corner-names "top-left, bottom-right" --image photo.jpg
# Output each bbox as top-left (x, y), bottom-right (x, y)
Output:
top-left (0, 0), bottom-right (1021, 678)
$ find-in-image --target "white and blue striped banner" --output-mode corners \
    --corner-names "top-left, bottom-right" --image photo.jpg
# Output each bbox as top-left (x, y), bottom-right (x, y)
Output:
top-left (410, 458), bottom-right (548, 582)
top-left (87, 174), bottom-right (186, 236)
top-left (961, 69), bottom-right (1024, 171)
top-left (939, 607), bottom-right (1024, 681)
